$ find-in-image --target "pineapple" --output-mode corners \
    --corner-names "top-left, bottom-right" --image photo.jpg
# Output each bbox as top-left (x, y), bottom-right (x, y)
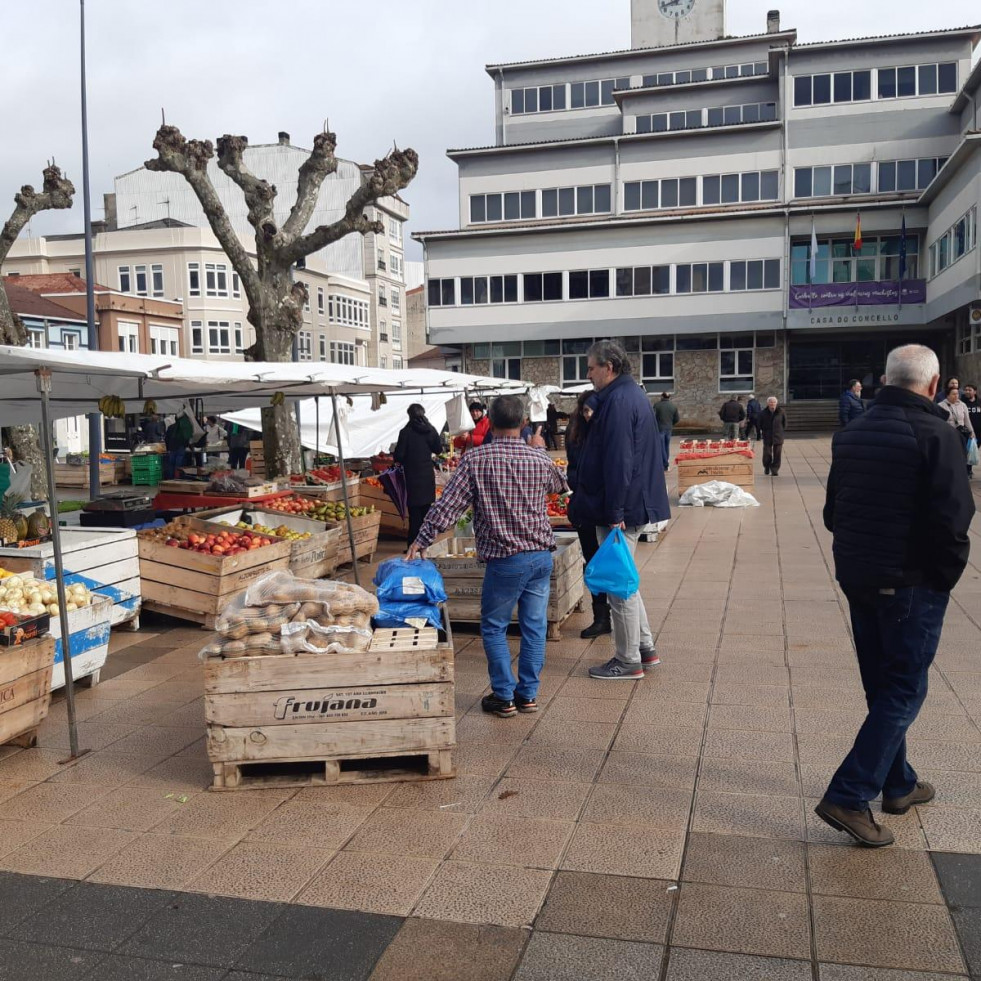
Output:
top-left (0, 516), bottom-right (17, 544)
top-left (0, 491), bottom-right (24, 544)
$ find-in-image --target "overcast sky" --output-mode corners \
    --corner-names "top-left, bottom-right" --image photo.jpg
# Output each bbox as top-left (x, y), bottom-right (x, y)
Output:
top-left (3, 0), bottom-right (978, 260)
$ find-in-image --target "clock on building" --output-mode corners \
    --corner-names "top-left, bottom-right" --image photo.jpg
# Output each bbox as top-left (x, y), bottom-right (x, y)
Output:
top-left (658, 0), bottom-right (696, 19)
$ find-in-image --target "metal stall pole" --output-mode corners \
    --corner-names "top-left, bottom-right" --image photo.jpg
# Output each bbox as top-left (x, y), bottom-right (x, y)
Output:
top-left (36, 369), bottom-right (88, 762)
top-left (330, 391), bottom-right (361, 587)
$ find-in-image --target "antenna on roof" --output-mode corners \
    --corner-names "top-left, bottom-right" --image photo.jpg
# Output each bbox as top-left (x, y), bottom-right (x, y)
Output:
top-left (161, 107), bottom-right (166, 126)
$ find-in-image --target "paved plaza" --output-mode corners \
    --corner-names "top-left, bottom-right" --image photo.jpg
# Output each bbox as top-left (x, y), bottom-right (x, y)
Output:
top-left (0, 436), bottom-right (979, 979)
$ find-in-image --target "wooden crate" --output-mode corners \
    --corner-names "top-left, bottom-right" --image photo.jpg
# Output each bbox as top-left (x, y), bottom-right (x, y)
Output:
top-left (292, 477), bottom-right (361, 505)
top-left (677, 453), bottom-right (755, 492)
top-left (335, 510), bottom-right (382, 567)
top-left (190, 507), bottom-right (342, 579)
top-left (0, 636), bottom-right (55, 749)
top-left (54, 461), bottom-right (117, 487)
top-left (204, 616), bottom-right (455, 790)
top-left (157, 479), bottom-right (210, 496)
top-left (427, 535), bottom-right (585, 641)
top-left (249, 440), bottom-right (265, 478)
top-left (357, 481), bottom-right (408, 535)
top-left (137, 527), bottom-right (291, 629)
top-left (0, 528), bottom-right (141, 631)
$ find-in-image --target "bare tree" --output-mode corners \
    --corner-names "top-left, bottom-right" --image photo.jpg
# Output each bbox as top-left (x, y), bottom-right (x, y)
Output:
top-left (146, 126), bottom-right (419, 477)
top-left (0, 165), bottom-right (76, 499)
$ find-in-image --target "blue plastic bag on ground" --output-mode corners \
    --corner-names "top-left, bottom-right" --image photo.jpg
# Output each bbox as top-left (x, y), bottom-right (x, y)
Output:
top-left (585, 528), bottom-right (640, 600)
top-left (373, 558), bottom-right (447, 604)
top-left (374, 600), bottom-right (444, 630)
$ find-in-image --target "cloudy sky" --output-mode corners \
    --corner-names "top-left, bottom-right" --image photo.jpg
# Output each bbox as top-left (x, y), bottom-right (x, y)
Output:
top-left (2, 0), bottom-right (978, 259)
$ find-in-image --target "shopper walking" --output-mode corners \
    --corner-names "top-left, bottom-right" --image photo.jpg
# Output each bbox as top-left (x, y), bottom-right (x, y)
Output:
top-left (745, 393), bottom-right (762, 441)
top-left (816, 344), bottom-right (973, 847)
top-left (409, 395), bottom-right (565, 718)
top-left (566, 394), bottom-right (610, 639)
top-left (653, 392), bottom-right (679, 473)
top-left (163, 415), bottom-right (192, 480)
top-left (759, 396), bottom-right (787, 476)
top-left (962, 384), bottom-right (981, 477)
top-left (719, 396), bottom-right (746, 440)
top-left (839, 379), bottom-right (865, 426)
top-left (394, 403), bottom-right (443, 545)
top-left (227, 424), bottom-right (251, 470)
top-left (570, 340), bottom-right (670, 680)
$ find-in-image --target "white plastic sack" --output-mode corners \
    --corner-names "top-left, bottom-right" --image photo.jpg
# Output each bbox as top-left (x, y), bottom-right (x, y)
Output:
top-left (446, 395), bottom-right (474, 435)
top-left (679, 480), bottom-right (760, 508)
top-left (527, 386), bottom-right (551, 424)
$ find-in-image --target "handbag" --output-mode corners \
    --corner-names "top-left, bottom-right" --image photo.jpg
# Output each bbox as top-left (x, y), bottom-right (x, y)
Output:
top-left (968, 438), bottom-right (979, 467)
top-left (584, 527), bottom-right (640, 600)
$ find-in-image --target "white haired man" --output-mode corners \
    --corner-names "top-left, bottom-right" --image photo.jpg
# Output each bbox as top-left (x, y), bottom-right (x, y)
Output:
top-left (816, 344), bottom-right (974, 846)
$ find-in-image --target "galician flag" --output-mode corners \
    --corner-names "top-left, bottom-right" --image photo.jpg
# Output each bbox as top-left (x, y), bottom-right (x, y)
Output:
top-left (853, 212), bottom-right (863, 251)
top-left (809, 220), bottom-right (818, 282)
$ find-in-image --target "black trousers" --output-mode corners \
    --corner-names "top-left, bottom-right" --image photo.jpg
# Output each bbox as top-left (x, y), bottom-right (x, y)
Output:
top-left (763, 439), bottom-right (783, 474)
top-left (576, 523), bottom-right (609, 618)
top-left (745, 419), bottom-right (762, 440)
top-left (407, 504), bottom-right (430, 545)
top-left (228, 447), bottom-right (248, 469)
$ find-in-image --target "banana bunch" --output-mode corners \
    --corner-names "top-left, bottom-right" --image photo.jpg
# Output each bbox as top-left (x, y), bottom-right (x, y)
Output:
top-left (271, 391), bottom-right (285, 407)
top-left (143, 399), bottom-right (158, 415)
top-left (98, 395), bottom-right (126, 418)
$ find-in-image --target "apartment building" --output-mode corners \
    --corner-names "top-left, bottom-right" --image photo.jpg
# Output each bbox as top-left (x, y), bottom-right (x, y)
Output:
top-left (415, 0), bottom-right (981, 426)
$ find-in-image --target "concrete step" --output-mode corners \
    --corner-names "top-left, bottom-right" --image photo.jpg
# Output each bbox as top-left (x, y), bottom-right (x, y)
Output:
top-left (786, 400), bottom-right (840, 432)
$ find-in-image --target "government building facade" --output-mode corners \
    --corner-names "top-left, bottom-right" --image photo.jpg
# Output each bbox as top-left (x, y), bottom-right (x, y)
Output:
top-left (415, 0), bottom-right (980, 427)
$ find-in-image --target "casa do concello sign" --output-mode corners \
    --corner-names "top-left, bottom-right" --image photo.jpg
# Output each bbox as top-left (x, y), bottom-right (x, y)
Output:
top-left (788, 280), bottom-right (927, 329)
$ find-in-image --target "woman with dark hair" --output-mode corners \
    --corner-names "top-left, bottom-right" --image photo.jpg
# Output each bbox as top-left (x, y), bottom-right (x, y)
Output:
top-left (566, 393), bottom-right (610, 639)
top-left (394, 403), bottom-right (443, 544)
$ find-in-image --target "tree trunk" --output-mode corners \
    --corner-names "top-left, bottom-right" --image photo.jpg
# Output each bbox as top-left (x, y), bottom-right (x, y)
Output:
top-left (2, 427), bottom-right (48, 500)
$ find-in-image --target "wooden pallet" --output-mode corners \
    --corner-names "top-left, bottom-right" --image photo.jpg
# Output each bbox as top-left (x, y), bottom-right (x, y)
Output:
top-left (369, 626), bottom-right (440, 653)
top-left (211, 747), bottom-right (454, 790)
top-left (0, 636), bottom-right (55, 749)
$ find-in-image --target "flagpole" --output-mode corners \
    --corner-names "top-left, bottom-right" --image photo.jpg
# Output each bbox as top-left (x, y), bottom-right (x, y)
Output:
top-left (898, 208), bottom-right (906, 312)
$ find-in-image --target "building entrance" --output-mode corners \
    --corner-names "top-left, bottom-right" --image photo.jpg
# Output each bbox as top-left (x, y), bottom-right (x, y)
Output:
top-left (788, 338), bottom-right (889, 401)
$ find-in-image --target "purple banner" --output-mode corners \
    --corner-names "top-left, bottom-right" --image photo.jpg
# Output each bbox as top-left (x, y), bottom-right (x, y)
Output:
top-left (789, 280), bottom-right (926, 309)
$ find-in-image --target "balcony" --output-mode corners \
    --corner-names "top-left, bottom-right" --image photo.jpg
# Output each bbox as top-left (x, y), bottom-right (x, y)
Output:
top-left (379, 332), bottom-right (389, 342)
top-left (377, 259), bottom-right (387, 272)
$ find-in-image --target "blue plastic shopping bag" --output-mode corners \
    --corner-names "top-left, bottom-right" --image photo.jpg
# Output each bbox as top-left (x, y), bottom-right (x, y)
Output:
top-left (373, 558), bottom-right (447, 604)
top-left (584, 528), bottom-right (640, 600)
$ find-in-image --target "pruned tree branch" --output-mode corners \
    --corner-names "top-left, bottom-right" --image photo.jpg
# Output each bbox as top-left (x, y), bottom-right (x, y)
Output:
top-left (145, 125), bottom-right (262, 304)
top-left (215, 135), bottom-right (279, 244)
top-left (0, 164), bottom-right (75, 346)
top-left (283, 147), bottom-right (419, 264)
top-left (281, 130), bottom-right (338, 240)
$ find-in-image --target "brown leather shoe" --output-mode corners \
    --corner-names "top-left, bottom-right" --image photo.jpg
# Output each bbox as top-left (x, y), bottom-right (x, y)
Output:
top-left (883, 781), bottom-right (935, 815)
top-left (815, 798), bottom-right (895, 848)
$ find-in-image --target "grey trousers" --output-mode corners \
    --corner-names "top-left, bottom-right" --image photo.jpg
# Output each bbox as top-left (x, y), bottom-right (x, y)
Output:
top-left (596, 525), bottom-right (654, 665)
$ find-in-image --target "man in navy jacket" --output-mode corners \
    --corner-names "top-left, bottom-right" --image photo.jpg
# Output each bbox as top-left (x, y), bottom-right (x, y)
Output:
top-left (838, 379), bottom-right (865, 426)
top-left (571, 340), bottom-right (671, 680)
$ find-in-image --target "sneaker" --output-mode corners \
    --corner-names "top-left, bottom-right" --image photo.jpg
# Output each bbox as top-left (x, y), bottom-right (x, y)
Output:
top-left (814, 798), bottom-right (894, 848)
top-left (515, 696), bottom-right (538, 714)
top-left (588, 657), bottom-right (644, 680)
top-left (764, 468), bottom-right (770, 475)
top-left (481, 694), bottom-right (516, 718)
top-left (639, 647), bottom-right (661, 669)
top-left (882, 780), bottom-right (935, 815)
top-left (581, 617), bottom-right (612, 639)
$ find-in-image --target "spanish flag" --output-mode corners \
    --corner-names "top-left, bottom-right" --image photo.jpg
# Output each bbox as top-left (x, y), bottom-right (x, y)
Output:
top-left (853, 212), bottom-right (863, 251)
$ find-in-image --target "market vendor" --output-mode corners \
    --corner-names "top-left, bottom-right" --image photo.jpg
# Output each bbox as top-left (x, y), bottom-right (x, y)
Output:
top-left (163, 414), bottom-right (192, 479)
top-left (468, 402), bottom-right (491, 449)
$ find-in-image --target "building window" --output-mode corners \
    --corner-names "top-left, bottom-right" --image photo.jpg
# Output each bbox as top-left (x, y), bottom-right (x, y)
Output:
top-left (298, 330), bottom-right (313, 361)
top-left (791, 234), bottom-right (919, 285)
top-left (470, 191), bottom-right (537, 223)
top-left (491, 356), bottom-right (521, 379)
top-left (676, 262), bottom-right (724, 293)
top-left (26, 327), bottom-right (46, 349)
top-left (388, 218), bottom-right (401, 245)
top-left (569, 269), bottom-right (611, 299)
top-left (878, 62), bottom-right (957, 99)
top-left (643, 62), bottom-right (766, 86)
top-left (234, 323), bottom-right (245, 354)
top-left (427, 279), bottom-right (457, 307)
top-left (639, 336), bottom-right (675, 393)
top-left (134, 265), bottom-right (148, 296)
top-left (615, 265), bottom-right (671, 296)
top-left (390, 253), bottom-right (402, 277)
top-left (878, 157), bottom-right (948, 192)
top-left (378, 285), bottom-right (387, 307)
top-left (231, 272), bottom-right (241, 299)
top-left (377, 254), bottom-right (387, 271)
top-left (380, 355), bottom-right (387, 369)
top-left (118, 266), bottom-right (131, 293)
top-left (319, 335), bottom-right (327, 361)
top-left (703, 170), bottom-right (779, 204)
top-left (929, 206), bottom-right (977, 278)
top-left (560, 339), bottom-right (593, 385)
top-left (205, 263), bottom-right (228, 298)
top-left (572, 76), bottom-right (630, 108)
top-left (392, 355), bottom-right (403, 370)
top-left (207, 320), bottom-right (231, 354)
top-left (729, 259), bottom-right (781, 291)
top-left (191, 321), bottom-right (203, 354)
top-left (317, 287), bottom-right (325, 315)
top-left (794, 69), bottom-right (872, 107)
top-left (523, 272), bottom-right (563, 302)
top-left (117, 322), bottom-right (140, 353)
top-left (379, 320), bottom-right (388, 342)
top-left (61, 332), bottom-right (80, 351)
top-left (540, 183), bottom-right (612, 218)
top-left (794, 163), bottom-right (872, 199)
top-left (327, 294), bottom-right (370, 328)
top-left (510, 83), bottom-right (567, 114)
top-left (392, 321), bottom-right (402, 349)
top-left (330, 341), bottom-right (356, 365)
top-left (623, 177), bottom-right (697, 211)
top-left (391, 287), bottom-right (400, 313)
top-left (636, 101), bottom-right (776, 134)
top-left (188, 263), bottom-right (200, 297)
top-left (719, 335), bottom-right (754, 392)
top-left (150, 264), bottom-right (164, 297)
top-left (149, 324), bottom-right (179, 356)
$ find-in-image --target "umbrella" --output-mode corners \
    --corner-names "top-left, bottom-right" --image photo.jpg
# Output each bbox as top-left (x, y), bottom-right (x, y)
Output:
top-left (377, 465), bottom-right (408, 519)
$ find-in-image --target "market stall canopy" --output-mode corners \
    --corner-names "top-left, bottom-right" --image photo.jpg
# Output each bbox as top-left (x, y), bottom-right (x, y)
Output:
top-left (0, 347), bottom-right (524, 425)
top-left (223, 393), bottom-right (455, 459)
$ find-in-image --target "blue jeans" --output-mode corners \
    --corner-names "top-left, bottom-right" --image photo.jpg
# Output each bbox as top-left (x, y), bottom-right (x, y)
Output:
top-left (164, 448), bottom-right (185, 480)
top-left (661, 430), bottom-right (671, 471)
top-left (480, 550), bottom-right (553, 701)
top-left (825, 585), bottom-right (950, 811)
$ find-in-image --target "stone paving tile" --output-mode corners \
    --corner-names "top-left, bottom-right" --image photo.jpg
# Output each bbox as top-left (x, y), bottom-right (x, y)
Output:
top-left (536, 871), bottom-right (674, 943)
top-left (368, 917), bottom-right (528, 981)
top-left (612, 724), bottom-right (704, 757)
top-left (918, 805), bottom-right (981, 853)
top-left (692, 791), bottom-right (804, 841)
top-left (950, 907), bottom-right (981, 977)
top-left (384, 773), bottom-right (496, 813)
top-left (505, 744), bottom-right (606, 783)
top-left (931, 851), bottom-right (981, 907)
top-left (807, 843), bottom-right (944, 903)
top-left (87, 834), bottom-right (239, 890)
top-left (582, 783), bottom-right (692, 829)
top-left (513, 931), bottom-right (663, 981)
top-left (80, 955), bottom-right (228, 980)
top-left (682, 832), bottom-right (807, 892)
top-left (671, 882), bottom-right (811, 960)
top-left (344, 807), bottom-right (468, 859)
top-left (665, 947), bottom-right (812, 981)
top-left (697, 757), bottom-right (800, 797)
top-left (0, 939), bottom-right (104, 980)
top-left (451, 814), bottom-right (574, 869)
top-left (561, 822), bottom-right (686, 879)
top-left (702, 728), bottom-right (796, 763)
top-left (710, 684), bottom-right (791, 707)
top-left (244, 800), bottom-right (373, 849)
top-left (1, 825), bottom-right (136, 879)
top-left (0, 871), bottom-right (77, 937)
top-left (598, 752), bottom-right (699, 790)
top-left (818, 967), bottom-right (969, 981)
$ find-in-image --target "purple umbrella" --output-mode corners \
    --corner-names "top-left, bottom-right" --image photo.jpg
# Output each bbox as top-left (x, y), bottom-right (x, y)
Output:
top-left (378, 465), bottom-right (408, 519)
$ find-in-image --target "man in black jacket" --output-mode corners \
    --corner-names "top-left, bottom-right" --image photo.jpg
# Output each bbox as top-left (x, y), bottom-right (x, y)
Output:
top-left (718, 396), bottom-right (746, 440)
top-left (572, 340), bottom-right (671, 680)
top-left (816, 344), bottom-right (974, 847)
top-left (758, 396), bottom-right (787, 476)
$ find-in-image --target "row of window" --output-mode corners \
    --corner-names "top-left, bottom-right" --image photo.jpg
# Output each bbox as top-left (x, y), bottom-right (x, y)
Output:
top-left (634, 100), bottom-right (777, 133)
top-left (190, 320), bottom-right (249, 356)
top-left (793, 62), bottom-right (957, 107)
top-left (510, 76), bottom-right (630, 115)
top-left (25, 327), bottom-right (82, 351)
top-left (625, 169), bottom-right (779, 212)
top-left (118, 264), bottom-right (164, 298)
top-left (469, 184), bottom-right (614, 223)
top-left (956, 322), bottom-right (981, 357)
top-left (428, 259), bottom-right (781, 307)
top-left (929, 206), bottom-right (977, 279)
top-left (326, 295), bottom-right (370, 329)
top-left (790, 235), bottom-right (920, 285)
top-left (641, 61), bottom-right (768, 87)
top-left (115, 322), bottom-right (180, 355)
top-left (186, 262), bottom-right (241, 300)
top-left (794, 157), bottom-right (948, 198)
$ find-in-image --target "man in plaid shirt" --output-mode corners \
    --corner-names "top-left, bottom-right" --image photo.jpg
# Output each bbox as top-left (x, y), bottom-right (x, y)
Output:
top-left (409, 395), bottom-right (566, 718)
